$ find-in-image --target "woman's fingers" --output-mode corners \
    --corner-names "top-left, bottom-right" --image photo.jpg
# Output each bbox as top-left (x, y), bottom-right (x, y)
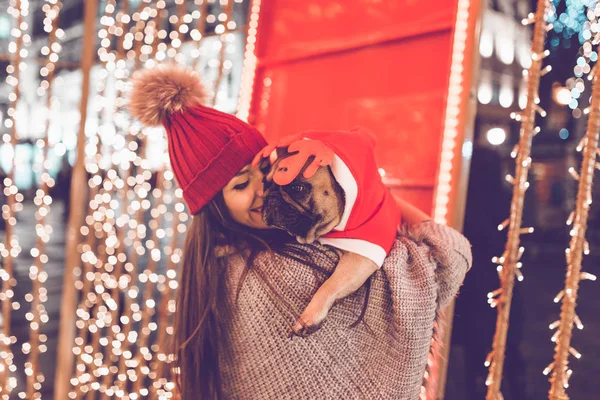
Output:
top-left (251, 143), bottom-right (277, 167)
top-left (251, 150), bottom-right (265, 168)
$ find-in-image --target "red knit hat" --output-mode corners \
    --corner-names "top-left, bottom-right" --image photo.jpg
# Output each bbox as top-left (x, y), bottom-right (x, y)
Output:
top-left (128, 64), bottom-right (267, 214)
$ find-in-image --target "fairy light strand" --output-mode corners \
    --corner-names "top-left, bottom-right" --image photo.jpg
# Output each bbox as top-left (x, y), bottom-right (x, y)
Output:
top-left (236, 0), bottom-right (262, 121)
top-left (83, 1), bottom-right (154, 395)
top-left (68, 134), bottom-right (107, 399)
top-left (127, 11), bottom-right (187, 400)
top-left (191, 0), bottom-right (210, 68)
top-left (433, 0), bottom-right (471, 225)
top-left (95, 3), bottom-right (169, 397)
top-left (112, 6), bottom-right (180, 398)
top-left (107, 145), bottom-right (153, 398)
top-left (548, 45), bottom-right (600, 400)
top-left (100, 3), bottom-right (146, 398)
top-left (148, 181), bottom-right (183, 400)
top-left (130, 4), bottom-right (208, 397)
top-left (68, 1), bottom-right (120, 397)
top-left (59, 1), bottom-right (248, 398)
top-left (485, 0), bottom-right (551, 398)
top-left (423, 0), bottom-right (471, 397)
top-left (72, 3), bottom-right (181, 398)
top-left (210, 0), bottom-right (234, 106)
top-left (21, 2), bottom-right (63, 398)
top-left (0, 1), bottom-right (29, 398)
top-left (130, 172), bottom-right (167, 397)
top-left (94, 1), bottom-right (146, 395)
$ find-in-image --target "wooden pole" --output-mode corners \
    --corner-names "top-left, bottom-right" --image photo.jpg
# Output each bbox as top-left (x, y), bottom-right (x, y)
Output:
top-left (26, 3), bottom-right (61, 397)
top-left (485, 0), bottom-right (548, 398)
top-left (53, 0), bottom-right (99, 398)
top-left (148, 207), bottom-right (181, 400)
top-left (0, 1), bottom-right (23, 395)
top-left (548, 52), bottom-right (600, 400)
top-left (131, 173), bottom-right (166, 397)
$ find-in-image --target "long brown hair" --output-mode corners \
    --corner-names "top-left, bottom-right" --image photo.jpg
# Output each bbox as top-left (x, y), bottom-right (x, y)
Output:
top-left (172, 192), bottom-right (369, 399)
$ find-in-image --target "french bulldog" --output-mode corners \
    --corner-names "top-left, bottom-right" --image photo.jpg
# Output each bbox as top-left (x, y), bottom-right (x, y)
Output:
top-left (262, 162), bottom-right (345, 244)
top-left (262, 153), bottom-right (380, 336)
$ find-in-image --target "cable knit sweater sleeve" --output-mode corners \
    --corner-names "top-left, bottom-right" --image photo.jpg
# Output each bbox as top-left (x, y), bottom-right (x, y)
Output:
top-left (397, 220), bottom-right (473, 310)
top-left (221, 221), bottom-right (472, 400)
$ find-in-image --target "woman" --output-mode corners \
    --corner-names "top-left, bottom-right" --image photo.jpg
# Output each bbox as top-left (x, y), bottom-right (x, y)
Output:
top-left (129, 65), bottom-right (472, 399)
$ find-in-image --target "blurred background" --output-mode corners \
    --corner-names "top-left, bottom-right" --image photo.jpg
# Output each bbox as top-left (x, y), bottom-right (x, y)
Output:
top-left (0, 0), bottom-right (599, 399)
top-left (0, 0), bottom-right (253, 398)
top-left (447, 1), bottom-right (600, 399)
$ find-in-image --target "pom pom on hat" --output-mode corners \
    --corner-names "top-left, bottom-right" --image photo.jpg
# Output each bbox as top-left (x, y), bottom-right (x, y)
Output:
top-left (129, 64), bottom-right (208, 126)
top-left (126, 64), bottom-right (267, 214)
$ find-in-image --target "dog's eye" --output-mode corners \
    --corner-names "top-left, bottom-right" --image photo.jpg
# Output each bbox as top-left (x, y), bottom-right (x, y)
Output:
top-left (290, 184), bottom-right (304, 192)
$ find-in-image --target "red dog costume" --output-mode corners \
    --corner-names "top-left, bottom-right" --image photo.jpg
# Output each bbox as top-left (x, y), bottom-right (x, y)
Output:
top-left (254, 127), bottom-right (399, 267)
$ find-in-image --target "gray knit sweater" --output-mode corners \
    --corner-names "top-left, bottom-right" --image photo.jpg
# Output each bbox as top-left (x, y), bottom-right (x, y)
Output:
top-left (221, 221), bottom-right (472, 399)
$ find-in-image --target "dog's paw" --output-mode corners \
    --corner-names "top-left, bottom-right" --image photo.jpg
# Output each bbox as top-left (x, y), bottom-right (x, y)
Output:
top-left (289, 298), bottom-right (333, 338)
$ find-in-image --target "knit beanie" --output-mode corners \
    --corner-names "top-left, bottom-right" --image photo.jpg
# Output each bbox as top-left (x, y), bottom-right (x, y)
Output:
top-left (128, 64), bottom-right (267, 214)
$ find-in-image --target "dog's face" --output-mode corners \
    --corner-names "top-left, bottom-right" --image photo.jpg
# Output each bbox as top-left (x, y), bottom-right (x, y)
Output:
top-left (262, 156), bottom-right (345, 244)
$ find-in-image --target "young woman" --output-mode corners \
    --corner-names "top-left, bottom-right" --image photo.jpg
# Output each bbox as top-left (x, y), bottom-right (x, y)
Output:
top-left (129, 65), bottom-right (472, 400)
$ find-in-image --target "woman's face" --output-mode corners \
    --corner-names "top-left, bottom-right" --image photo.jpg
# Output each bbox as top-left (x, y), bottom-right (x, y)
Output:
top-left (222, 163), bottom-right (271, 229)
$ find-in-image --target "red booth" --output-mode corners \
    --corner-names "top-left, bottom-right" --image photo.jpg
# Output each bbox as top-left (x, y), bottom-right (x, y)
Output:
top-left (245, 0), bottom-right (482, 396)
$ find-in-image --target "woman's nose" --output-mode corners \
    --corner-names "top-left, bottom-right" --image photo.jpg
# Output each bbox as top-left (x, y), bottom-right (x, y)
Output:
top-left (257, 187), bottom-right (265, 198)
top-left (255, 180), bottom-right (265, 197)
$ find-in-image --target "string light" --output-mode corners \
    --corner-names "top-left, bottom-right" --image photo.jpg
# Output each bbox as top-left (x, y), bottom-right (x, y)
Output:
top-left (19, 2), bottom-right (63, 399)
top-left (68, 1), bottom-right (124, 397)
top-left (130, 169), bottom-right (175, 398)
top-left (190, 0), bottom-right (210, 67)
top-left (548, 41), bottom-right (600, 400)
top-left (82, 10), bottom-right (161, 400)
top-left (117, 5), bottom-right (186, 398)
top-left (210, 0), bottom-right (235, 106)
top-left (104, 10), bottom-right (176, 400)
top-left (148, 182), bottom-right (183, 399)
top-left (236, 0), bottom-right (262, 122)
top-left (433, 0), bottom-right (470, 225)
top-left (0, 1), bottom-right (30, 398)
top-left (425, 0), bottom-right (472, 397)
top-left (2, 1), bottom-right (260, 398)
top-left (60, 1), bottom-right (246, 398)
top-left (98, 3), bottom-right (147, 395)
top-left (485, 0), bottom-right (550, 398)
